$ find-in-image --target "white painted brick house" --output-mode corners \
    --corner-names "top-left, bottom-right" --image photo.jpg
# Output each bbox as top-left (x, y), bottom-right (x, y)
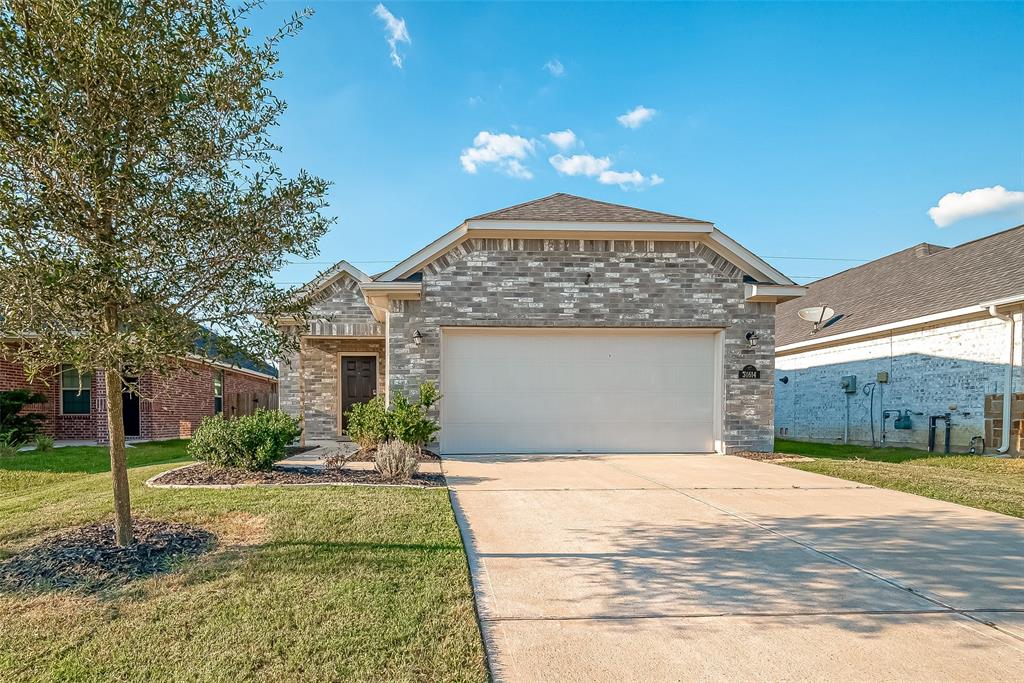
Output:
top-left (278, 193), bottom-right (805, 454)
top-left (775, 226), bottom-right (1024, 454)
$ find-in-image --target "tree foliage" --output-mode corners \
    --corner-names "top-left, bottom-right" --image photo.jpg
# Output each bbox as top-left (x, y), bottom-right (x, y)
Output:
top-left (0, 0), bottom-right (332, 543)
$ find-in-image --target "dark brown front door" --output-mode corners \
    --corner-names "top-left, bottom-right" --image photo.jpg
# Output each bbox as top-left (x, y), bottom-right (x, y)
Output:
top-left (341, 356), bottom-right (377, 432)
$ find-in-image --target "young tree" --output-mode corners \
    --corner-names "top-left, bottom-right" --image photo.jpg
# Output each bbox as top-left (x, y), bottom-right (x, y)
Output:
top-left (0, 0), bottom-right (331, 544)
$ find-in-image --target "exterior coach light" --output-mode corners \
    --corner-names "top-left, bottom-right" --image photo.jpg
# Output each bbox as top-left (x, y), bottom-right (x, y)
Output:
top-left (413, 329), bottom-right (424, 345)
top-left (745, 331), bottom-right (760, 348)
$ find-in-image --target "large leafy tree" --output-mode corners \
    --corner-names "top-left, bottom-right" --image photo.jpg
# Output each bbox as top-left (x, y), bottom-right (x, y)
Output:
top-left (0, 0), bottom-right (331, 544)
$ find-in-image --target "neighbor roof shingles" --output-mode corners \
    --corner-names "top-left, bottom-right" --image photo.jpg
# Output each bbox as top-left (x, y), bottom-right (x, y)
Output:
top-left (468, 192), bottom-right (707, 224)
top-left (776, 224), bottom-right (1024, 347)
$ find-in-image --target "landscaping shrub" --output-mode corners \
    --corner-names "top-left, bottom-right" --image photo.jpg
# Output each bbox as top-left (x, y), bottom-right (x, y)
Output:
top-left (323, 448), bottom-right (357, 471)
top-left (0, 443), bottom-right (17, 458)
top-left (374, 440), bottom-right (418, 482)
top-left (34, 435), bottom-right (55, 452)
top-left (344, 382), bottom-right (441, 452)
top-left (187, 409), bottom-right (300, 471)
top-left (345, 396), bottom-right (389, 450)
top-left (0, 389), bottom-right (48, 446)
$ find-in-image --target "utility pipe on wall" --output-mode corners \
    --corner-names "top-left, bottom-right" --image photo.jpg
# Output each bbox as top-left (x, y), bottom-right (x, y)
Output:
top-left (987, 305), bottom-right (1017, 455)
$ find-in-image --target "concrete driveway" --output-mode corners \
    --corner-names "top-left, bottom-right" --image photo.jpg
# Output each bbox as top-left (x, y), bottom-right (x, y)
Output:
top-left (443, 454), bottom-right (1024, 682)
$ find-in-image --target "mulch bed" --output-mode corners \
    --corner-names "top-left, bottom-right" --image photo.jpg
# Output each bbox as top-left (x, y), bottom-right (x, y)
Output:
top-left (344, 447), bottom-right (441, 463)
top-left (152, 463), bottom-right (445, 488)
top-left (733, 451), bottom-right (813, 462)
top-left (0, 519), bottom-right (215, 593)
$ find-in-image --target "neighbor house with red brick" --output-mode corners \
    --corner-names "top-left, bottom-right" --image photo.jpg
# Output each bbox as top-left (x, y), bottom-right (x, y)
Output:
top-left (1, 350), bottom-right (277, 443)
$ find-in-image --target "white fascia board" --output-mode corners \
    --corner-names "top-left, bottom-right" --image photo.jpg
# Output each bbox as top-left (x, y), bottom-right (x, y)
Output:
top-left (376, 223), bottom-right (469, 282)
top-left (292, 260), bottom-right (372, 302)
top-left (707, 229), bottom-right (795, 286)
top-left (359, 281), bottom-right (423, 298)
top-left (744, 283), bottom-right (807, 302)
top-left (464, 219), bottom-right (714, 233)
top-left (776, 303), bottom-right (1000, 355)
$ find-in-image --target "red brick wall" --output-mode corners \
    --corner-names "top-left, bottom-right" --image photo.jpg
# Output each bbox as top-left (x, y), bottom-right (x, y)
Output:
top-left (2, 351), bottom-right (276, 443)
top-left (142, 364), bottom-right (276, 441)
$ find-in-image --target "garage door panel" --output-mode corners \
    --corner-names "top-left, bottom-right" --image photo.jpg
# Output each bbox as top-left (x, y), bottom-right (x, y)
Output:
top-left (441, 329), bottom-right (718, 454)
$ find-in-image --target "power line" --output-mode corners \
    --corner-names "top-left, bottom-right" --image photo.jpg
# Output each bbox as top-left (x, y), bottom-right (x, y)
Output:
top-left (281, 255), bottom-right (870, 266)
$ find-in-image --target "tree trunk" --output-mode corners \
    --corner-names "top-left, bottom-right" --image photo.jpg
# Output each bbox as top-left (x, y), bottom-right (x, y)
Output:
top-left (104, 368), bottom-right (134, 545)
top-left (298, 335), bottom-right (306, 448)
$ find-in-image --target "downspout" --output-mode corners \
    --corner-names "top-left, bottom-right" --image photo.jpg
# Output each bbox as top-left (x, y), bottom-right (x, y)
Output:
top-left (988, 305), bottom-right (1016, 455)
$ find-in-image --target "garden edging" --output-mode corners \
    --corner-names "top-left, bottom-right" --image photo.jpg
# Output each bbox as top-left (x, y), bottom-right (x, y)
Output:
top-left (145, 462), bottom-right (446, 490)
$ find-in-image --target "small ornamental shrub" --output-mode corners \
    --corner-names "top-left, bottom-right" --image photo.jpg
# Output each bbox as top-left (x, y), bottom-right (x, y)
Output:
top-left (374, 440), bottom-right (418, 482)
top-left (188, 409), bottom-right (300, 471)
top-left (323, 448), bottom-right (357, 471)
top-left (34, 434), bottom-right (55, 452)
top-left (0, 389), bottom-right (48, 446)
top-left (343, 382), bottom-right (441, 452)
top-left (0, 443), bottom-right (18, 458)
top-left (345, 396), bottom-right (389, 450)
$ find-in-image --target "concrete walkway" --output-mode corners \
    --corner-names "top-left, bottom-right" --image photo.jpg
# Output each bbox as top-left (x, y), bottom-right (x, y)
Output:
top-left (443, 454), bottom-right (1024, 682)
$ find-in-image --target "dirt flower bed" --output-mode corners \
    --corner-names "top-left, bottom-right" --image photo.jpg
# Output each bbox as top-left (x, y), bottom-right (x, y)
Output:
top-left (0, 519), bottom-right (214, 593)
top-left (342, 447), bottom-right (440, 463)
top-left (733, 451), bottom-right (813, 462)
top-left (152, 463), bottom-right (445, 488)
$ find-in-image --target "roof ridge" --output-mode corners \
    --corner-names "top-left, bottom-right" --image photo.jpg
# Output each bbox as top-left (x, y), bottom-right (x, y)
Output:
top-left (466, 193), bottom-right (564, 221)
top-left (931, 222), bottom-right (1024, 254)
top-left (468, 192), bottom-right (704, 223)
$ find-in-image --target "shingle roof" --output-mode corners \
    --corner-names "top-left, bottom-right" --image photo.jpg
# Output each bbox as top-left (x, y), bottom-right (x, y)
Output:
top-left (468, 192), bottom-right (708, 224)
top-left (776, 224), bottom-right (1024, 347)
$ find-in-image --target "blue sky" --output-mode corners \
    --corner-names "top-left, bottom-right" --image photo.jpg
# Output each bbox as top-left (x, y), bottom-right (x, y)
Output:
top-left (245, 2), bottom-right (1024, 287)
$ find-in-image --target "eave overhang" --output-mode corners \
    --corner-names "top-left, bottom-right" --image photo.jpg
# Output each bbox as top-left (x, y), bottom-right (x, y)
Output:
top-left (359, 281), bottom-right (423, 323)
top-left (744, 283), bottom-right (807, 303)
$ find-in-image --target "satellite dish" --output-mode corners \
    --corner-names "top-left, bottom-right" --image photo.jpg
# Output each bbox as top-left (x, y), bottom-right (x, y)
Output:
top-left (797, 305), bottom-right (836, 333)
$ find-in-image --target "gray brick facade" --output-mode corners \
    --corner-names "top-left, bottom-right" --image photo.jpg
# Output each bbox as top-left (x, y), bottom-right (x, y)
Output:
top-left (278, 274), bottom-right (386, 439)
top-left (387, 238), bottom-right (777, 452)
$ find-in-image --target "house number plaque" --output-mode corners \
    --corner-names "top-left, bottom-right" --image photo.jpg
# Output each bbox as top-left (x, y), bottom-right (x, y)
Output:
top-left (738, 365), bottom-right (760, 379)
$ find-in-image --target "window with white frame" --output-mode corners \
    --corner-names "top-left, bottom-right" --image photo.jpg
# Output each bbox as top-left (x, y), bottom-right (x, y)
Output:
top-left (60, 365), bottom-right (92, 415)
top-left (213, 370), bottom-right (224, 414)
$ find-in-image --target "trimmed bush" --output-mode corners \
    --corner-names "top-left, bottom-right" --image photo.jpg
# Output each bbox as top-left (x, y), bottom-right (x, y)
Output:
top-left (374, 440), bottom-right (418, 482)
top-left (345, 396), bottom-right (389, 450)
top-left (344, 382), bottom-right (441, 452)
top-left (187, 409), bottom-right (300, 471)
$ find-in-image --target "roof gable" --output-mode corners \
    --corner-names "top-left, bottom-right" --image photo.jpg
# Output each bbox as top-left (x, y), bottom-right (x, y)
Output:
top-left (469, 193), bottom-right (706, 224)
top-left (776, 224), bottom-right (1024, 347)
top-left (372, 193), bottom-right (795, 287)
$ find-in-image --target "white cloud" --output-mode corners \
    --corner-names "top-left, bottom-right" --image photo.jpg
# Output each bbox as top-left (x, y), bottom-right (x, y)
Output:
top-left (545, 129), bottom-right (577, 151)
top-left (598, 169), bottom-right (664, 189)
top-left (544, 59), bottom-right (565, 77)
top-left (373, 4), bottom-right (411, 68)
top-left (460, 132), bottom-right (536, 179)
top-left (549, 153), bottom-right (612, 177)
top-left (928, 185), bottom-right (1024, 227)
top-left (617, 105), bottom-right (657, 129)
top-left (467, 96), bottom-right (482, 107)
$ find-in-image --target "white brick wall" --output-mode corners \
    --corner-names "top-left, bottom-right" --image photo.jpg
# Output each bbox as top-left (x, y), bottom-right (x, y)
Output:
top-left (776, 312), bottom-right (1024, 451)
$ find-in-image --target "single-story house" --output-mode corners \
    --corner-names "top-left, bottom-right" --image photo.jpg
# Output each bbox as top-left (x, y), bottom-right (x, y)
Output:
top-left (0, 351), bottom-right (278, 443)
top-left (775, 224), bottom-right (1024, 454)
top-left (278, 193), bottom-right (804, 455)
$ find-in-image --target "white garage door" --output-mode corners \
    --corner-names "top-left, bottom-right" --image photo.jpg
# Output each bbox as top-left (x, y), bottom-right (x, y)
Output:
top-left (440, 328), bottom-right (718, 454)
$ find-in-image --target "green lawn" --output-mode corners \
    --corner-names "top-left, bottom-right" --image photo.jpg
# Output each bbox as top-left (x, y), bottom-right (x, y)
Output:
top-left (776, 439), bottom-right (1024, 518)
top-left (0, 441), bottom-right (487, 682)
